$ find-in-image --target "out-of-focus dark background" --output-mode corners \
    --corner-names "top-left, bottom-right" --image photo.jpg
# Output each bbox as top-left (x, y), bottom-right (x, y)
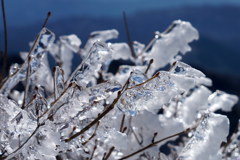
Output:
top-left (0, 0), bottom-right (239, 132)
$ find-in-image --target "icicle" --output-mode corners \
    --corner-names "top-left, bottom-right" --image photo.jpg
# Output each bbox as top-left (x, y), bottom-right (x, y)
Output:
top-left (54, 66), bottom-right (65, 100)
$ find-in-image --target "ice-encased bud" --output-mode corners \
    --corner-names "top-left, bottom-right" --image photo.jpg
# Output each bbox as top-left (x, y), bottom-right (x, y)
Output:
top-left (9, 63), bottom-right (19, 76)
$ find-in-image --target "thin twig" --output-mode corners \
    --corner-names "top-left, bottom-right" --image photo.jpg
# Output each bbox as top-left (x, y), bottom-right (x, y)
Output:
top-left (127, 72), bottom-right (159, 90)
top-left (0, 123), bottom-right (45, 159)
top-left (65, 92), bottom-right (122, 142)
top-left (65, 77), bottom-right (131, 142)
top-left (103, 146), bottom-right (115, 160)
top-left (22, 12), bottom-right (51, 108)
top-left (82, 121), bottom-right (100, 145)
top-left (118, 128), bottom-right (191, 160)
top-left (1, 0), bottom-right (8, 80)
top-left (120, 114), bottom-right (126, 132)
top-left (89, 140), bottom-right (97, 160)
top-left (123, 11), bottom-right (136, 58)
top-left (144, 59), bottom-right (154, 74)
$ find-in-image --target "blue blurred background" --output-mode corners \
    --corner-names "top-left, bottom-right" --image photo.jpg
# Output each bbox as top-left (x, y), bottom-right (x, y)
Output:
top-left (0, 0), bottom-right (240, 130)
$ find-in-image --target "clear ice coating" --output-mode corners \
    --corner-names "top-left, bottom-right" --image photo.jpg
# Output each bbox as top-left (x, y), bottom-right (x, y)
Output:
top-left (0, 20), bottom-right (238, 160)
top-left (208, 90), bottom-right (238, 112)
top-left (69, 41), bottom-right (112, 87)
top-left (222, 120), bottom-right (240, 160)
top-left (0, 94), bottom-right (37, 156)
top-left (59, 34), bottom-right (81, 53)
top-left (54, 66), bottom-right (65, 99)
top-left (0, 27), bottom-right (55, 96)
top-left (89, 80), bottom-right (122, 103)
top-left (116, 71), bottom-right (179, 116)
top-left (84, 29), bottom-right (118, 54)
top-left (144, 20), bottom-right (199, 72)
top-left (177, 112), bottom-right (229, 160)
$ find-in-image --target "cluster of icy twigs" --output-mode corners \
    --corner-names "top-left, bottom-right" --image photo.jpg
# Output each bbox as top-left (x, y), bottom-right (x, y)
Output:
top-left (0, 20), bottom-right (239, 160)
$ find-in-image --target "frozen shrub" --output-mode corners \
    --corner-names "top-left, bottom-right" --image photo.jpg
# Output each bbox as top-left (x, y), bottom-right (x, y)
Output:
top-left (0, 20), bottom-right (238, 160)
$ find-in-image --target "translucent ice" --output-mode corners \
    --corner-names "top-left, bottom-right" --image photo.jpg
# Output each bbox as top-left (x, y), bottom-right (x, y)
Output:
top-left (177, 112), bottom-right (229, 160)
top-left (0, 28), bottom-right (55, 96)
top-left (208, 90), bottom-right (238, 112)
top-left (145, 20), bottom-right (199, 72)
top-left (60, 34), bottom-right (81, 53)
top-left (70, 41), bottom-right (112, 87)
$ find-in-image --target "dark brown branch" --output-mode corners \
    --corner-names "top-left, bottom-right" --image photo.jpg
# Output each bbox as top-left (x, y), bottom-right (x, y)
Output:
top-left (82, 121), bottom-right (100, 145)
top-left (151, 132), bottom-right (158, 143)
top-left (127, 72), bottom-right (159, 90)
top-left (123, 11), bottom-right (136, 58)
top-left (65, 92), bottom-right (122, 142)
top-left (1, 0), bottom-right (8, 80)
top-left (22, 12), bottom-right (51, 108)
top-left (89, 140), bottom-right (97, 160)
top-left (65, 77), bottom-right (131, 142)
top-left (41, 11), bottom-right (51, 29)
top-left (103, 146), bottom-right (115, 160)
top-left (119, 128), bottom-right (191, 160)
top-left (120, 114), bottom-right (126, 132)
top-left (144, 59), bottom-right (154, 74)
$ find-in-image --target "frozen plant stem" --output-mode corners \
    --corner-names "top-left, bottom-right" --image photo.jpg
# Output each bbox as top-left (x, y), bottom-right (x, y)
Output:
top-left (65, 91), bottom-right (123, 142)
top-left (65, 77), bottom-right (132, 142)
top-left (120, 114), bottom-right (126, 132)
top-left (82, 121), bottom-right (100, 145)
top-left (103, 146), bottom-right (115, 160)
top-left (144, 59), bottom-right (154, 74)
top-left (119, 128), bottom-right (191, 160)
top-left (123, 11), bottom-right (136, 58)
top-left (1, 0), bottom-right (8, 81)
top-left (22, 12), bottom-right (51, 108)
